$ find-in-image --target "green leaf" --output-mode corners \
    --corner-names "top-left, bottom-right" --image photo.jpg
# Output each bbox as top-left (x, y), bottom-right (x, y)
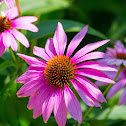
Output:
top-left (27, 20), bottom-right (107, 40)
top-left (1, 0), bottom-right (70, 15)
top-left (0, 61), bottom-right (14, 71)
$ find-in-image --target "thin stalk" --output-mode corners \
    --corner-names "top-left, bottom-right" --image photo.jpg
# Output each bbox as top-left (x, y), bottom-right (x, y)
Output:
top-left (81, 64), bottom-right (124, 123)
top-left (15, 0), bottom-right (21, 16)
top-left (9, 47), bottom-right (17, 65)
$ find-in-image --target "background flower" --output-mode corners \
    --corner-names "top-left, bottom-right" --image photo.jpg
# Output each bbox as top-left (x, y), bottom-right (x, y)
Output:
top-left (17, 22), bottom-right (116, 126)
top-left (0, 7), bottom-right (38, 56)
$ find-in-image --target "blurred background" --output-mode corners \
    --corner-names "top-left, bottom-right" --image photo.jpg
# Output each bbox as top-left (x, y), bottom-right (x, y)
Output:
top-left (0, 0), bottom-right (126, 126)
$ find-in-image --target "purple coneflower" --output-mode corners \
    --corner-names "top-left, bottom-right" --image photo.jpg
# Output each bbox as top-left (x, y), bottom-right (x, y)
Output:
top-left (17, 22), bottom-right (116, 126)
top-left (0, 7), bottom-right (38, 56)
top-left (102, 40), bottom-right (126, 66)
top-left (0, 0), bottom-right (14, 8)
top-left (96, 40), bottom-right (126, 105)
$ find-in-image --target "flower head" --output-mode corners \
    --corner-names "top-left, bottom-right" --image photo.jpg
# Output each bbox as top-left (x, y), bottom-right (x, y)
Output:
top-left (96, 40), bottom-right (126, 105)
top-left (16, 22), bottom-right (115, 126)
top-left (0, 0), bottom-right (14, 8)
top-left (104, 40), bottom-right (126, 66)
top-left (0, 7), bottom-right (38, 56)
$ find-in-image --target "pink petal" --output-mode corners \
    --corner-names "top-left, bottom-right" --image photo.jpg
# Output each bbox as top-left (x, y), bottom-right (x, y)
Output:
top-left (7, 32), bottom-right (17, 51)
top-left (12, 20), bottom-right (38, 32)
top-left (107, 58), bottom-right (117, 65)
top-left (72, 39), bottom-right (110, 61)
top-left (119, 88), bottom-right (126, 105)
top-left (33, 46), bottom-right (50, 61)
top-left (17, 53), bottom-right (46, 65)
top-left (17, 78), bottom-right (45, 97)
top-left (42, 87), bottom-right (57, 123)
top-left (12, 16), bottom-right (38, 23)
top-left (66, 25), bottom-right (88, 57)
top-left (45, 38), bottom-right (56, 58)
top-left (10, 28), bottom-right (29, 48)
top-left (75, 61), bottom-right (117, 71)
top-left (123, 60), bottom-right (126, 67)
top-left (107, 78), bottom-right (126, 99)
top-left (75, 69), bottom-right (115, 84)
top-left (4, 7), bottom-right (18, 20)
top-left (5, 0), bottom-right (14, 8)
top-left (2, 30), bottom-right (12, 48)
top-left (115, 59), bottom-right (123, 66)
top-left (53, 22), bottom-right (67, 55)
top-left (0, 0), bottom-right (3, 5)
top-left (106, 47), bottom-right (116, 58)
top-left (115, 40), bottom-right (124, 48)
top-left (54, 88), bottom-right (67, 126)
top-left (0, 34), bottom-right (5, 56)
top-left (27, 64), bottom-right (45, 71)
top-left (73, 52), bottom-right (108, 65)
top-left (33, 85), bottom-right (55, 119)
top-left (16, 70), bottom-right (44, 83)
top-left (71, 79), bottom-right (101, 108)
top-left (64, 85), bottom-right (82, 123)
top-left (74, 75), bottom-right (106, 103)
top-left (27, 84), bottom-right (48, 110)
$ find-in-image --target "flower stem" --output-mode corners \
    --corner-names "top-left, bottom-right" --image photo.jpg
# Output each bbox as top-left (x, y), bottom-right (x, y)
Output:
top-left (9, 47), bottom-right (17, 65)
top-left (15, 0), bottom-right (21, 16)
top-left (81, 64), bottom-right (124, 123)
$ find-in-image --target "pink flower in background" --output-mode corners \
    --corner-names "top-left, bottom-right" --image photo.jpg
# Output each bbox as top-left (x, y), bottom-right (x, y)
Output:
top-left (0, 7), bottom-right (38, 56)
top-left (102, 40), bottom-right (126, 67)
top-left (96, 40), bottom-right (126, 105)
top-left (0, 0), bottom-right (14, 8)
top-left (16, 22), bottom-right (116, 126)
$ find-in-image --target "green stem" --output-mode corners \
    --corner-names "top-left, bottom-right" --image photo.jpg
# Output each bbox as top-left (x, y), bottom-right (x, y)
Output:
top-left (81, 64), bottom-right (124, 123)
top-left (15, 0), bottom-right (21, 17)
top-left (9, 47), bottom-right (17, 65)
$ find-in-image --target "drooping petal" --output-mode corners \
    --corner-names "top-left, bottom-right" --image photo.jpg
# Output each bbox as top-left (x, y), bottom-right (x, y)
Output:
top-left (75, 61), bottom-right (117, 71)
top-left (27, 84), bottom-right (48, 110)
top-left (4, 7), bottom-right (18, 20)
top-left (0, 34), bottom-right (5, 56)
top-left (107, 79), bottom-right (126, 99)
top-left (8, 32), bottom-right (17, 51)
top-left (53, 22), bottom-right (67, 55)
top-left (107, 58), bottom-right (117, 65)
top-left (115, 59), bottom-right (124, 66)
top-left (17, 53), bottom-right (46, 65)
top-left (2, 30), bottom-right (11, 48)
top-left (45, 38), bottom-right (56, 58)
top-left (72, 39), bottom-right (110, 61)
top-left (42, 87), bottom-right (57, 123)
top-left (106, 47), bottom-right (116, 58)
top-left (75, 69), bottom-right (115, 84)
top-left (16, 70), bottom-right (44, 84)
top-left (66, 25), bottom-right (88, 57)
top-left (5, 0), bottom-right (15, 8)
top-left (123, 60), bottom-right (126, 67)
top-left (54, 88), bottom-right (67, 126)
top-left (33, 46), bottom-right (50, 61)
top-left (64, 85), bottom-right (82, 123)
top-left (74, 75), bottom-right (106, 103)
top-left (115, 40), bottom-right (124, 48)
top-left (72, 52), bottom-right (108, 64)
top-left (17, 78), bottom-right (45, 97)
top-left (71, 79), bottom-right (101, 108)
top-left (119, 88), bottom-right (126, 105)
top-left (12, 20), bottom-right (38, 32)
top-left (10, 28), bottom-right (29, 48)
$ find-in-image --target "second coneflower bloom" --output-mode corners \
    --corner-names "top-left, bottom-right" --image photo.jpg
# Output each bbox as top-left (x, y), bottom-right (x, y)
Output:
top-left (0, 7), bottom-right (38, 56)
top-left (17, 22), bottom-right (116, 126)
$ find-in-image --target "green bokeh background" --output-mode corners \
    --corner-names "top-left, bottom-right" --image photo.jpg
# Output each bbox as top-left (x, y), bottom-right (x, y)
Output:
top-left (0, 0), bottom-right (126, 126)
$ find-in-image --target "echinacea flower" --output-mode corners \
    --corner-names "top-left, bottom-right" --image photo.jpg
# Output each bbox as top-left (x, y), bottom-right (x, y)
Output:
top-left (16, 22), bottom-right (116, 126)
top-left (96, 40), bottom-right (126, 105)
top-left (0, 0), bottom-right (14, 8)
top-left (102, 40), bottom-right (126, 67)
top-left (0, 7), bottom-right (38, 56)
